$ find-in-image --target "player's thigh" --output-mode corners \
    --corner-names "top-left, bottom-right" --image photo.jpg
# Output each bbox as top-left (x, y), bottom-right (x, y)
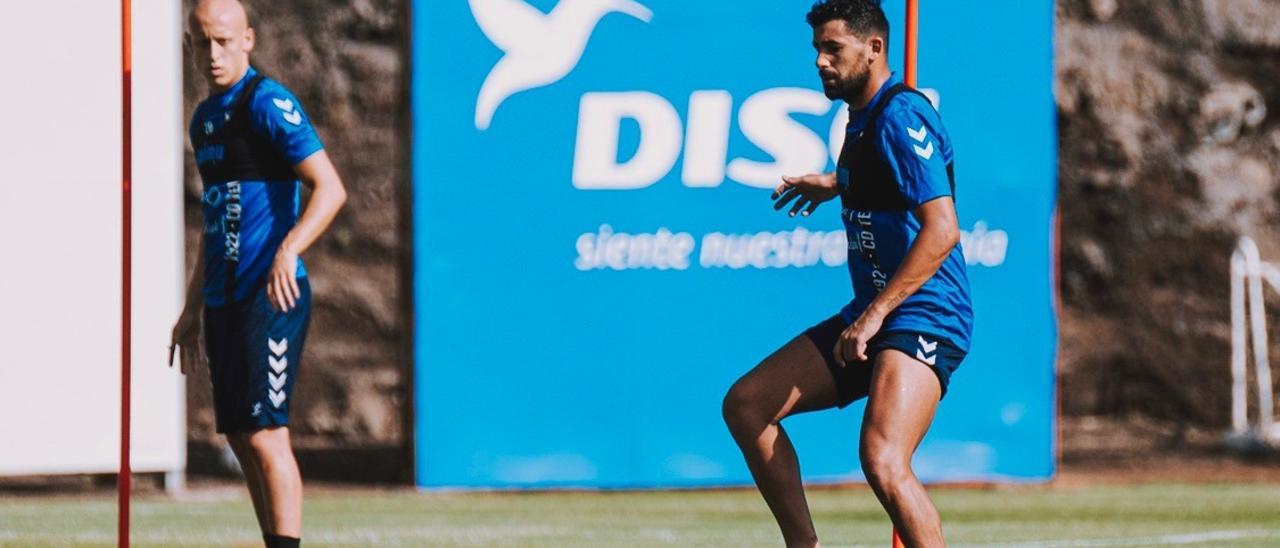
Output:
top-left (725, 331), bottom-right (841, 422)
top-left (861, 348), bottom-right (941, 455)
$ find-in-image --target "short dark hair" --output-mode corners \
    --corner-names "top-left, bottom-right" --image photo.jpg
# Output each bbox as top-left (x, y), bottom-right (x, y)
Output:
top-left (806, 0), bottom-right (890, 48)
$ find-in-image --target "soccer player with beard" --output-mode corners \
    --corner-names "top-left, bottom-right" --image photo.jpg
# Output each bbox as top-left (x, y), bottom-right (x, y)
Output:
top-left (722, 1), bottom-right (973, 546)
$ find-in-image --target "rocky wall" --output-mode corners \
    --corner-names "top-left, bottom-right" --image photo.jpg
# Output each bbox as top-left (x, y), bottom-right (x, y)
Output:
top-left (1057, 0), bottom-right (1280, 426)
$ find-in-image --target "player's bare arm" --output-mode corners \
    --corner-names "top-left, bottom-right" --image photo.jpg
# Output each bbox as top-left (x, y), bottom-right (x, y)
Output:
top-left (265, 150), bottom-right (347, 313)
top-left (835, 196), bottom-right (961, 364)
top-left (170, 231), bottom-right (207, 374)
top-left (772, 172), bottom-right (838, 217)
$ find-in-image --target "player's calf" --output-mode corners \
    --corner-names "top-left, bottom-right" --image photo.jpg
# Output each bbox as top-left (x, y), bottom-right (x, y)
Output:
top-left (227, 434), bottom-right (271, 532)
top-left (244, 427), bottom-right (302, 539)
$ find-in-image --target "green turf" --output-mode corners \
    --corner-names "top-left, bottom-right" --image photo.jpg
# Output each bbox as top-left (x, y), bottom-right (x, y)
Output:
top-left (3, 483), bottom-right (1279, 547)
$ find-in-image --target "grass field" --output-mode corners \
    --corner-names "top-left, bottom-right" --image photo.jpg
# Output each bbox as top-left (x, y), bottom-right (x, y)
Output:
top-left (3, 483), bottom-right (1280, 547)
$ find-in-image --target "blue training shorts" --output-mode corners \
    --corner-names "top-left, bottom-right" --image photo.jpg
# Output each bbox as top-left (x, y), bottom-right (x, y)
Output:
top-left (203, 277), bottom-right (311, 434)
top-left (803, 313), bottom-right (966, 407)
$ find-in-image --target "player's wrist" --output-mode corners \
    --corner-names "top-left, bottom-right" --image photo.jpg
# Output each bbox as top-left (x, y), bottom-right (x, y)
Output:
top-left (865, 301), bottom-right (892, 320)
top-left (278, 239), bottom-right (302, 259)
top-left (819, 173), bottom-right (838, 198)
top-left (184, 288), bottom-right (204, 308)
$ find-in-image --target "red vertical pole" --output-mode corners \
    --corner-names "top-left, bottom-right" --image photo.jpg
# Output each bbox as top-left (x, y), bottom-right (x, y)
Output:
top-left (893, 2), bottom-right (919, 546)
top-left (904, 0), bottom-right (919, 87)
top-left (119, 0), bottom-right (132, 546)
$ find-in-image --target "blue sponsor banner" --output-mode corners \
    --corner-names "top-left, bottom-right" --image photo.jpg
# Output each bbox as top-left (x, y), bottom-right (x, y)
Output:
top-left (412, 0), bottom-right (1056, 488)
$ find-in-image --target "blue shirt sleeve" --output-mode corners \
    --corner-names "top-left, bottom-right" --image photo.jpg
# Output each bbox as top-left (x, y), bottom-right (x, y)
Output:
top-left (877, 99), bottom-right (953, 208)
top-left (249, 80), bottom-right (324, 166)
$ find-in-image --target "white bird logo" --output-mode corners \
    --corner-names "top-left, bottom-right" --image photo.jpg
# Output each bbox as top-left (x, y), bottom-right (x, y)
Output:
top-left (469, 0), bottom-right (653, 130)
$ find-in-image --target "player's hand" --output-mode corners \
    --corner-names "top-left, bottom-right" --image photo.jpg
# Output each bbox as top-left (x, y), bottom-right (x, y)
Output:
top-left (834, 311), bottom-right (885, 365)
top-left (266, 247), bottom-right (301, 313)
top-left (169, 306), bottom-right (203, 375)
top-left (772, 173), bottom-right (838, 217)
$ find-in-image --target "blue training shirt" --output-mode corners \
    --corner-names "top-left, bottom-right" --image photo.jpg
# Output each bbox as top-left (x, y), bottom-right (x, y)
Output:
top-left (190, 67), bottom-right (324, 307)
top-left (838, 73), bottom-right (974, 351)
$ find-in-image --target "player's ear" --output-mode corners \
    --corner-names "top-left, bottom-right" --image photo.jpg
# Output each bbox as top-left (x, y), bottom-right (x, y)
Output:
top-left (867, 35), bottom-right (884, 63)
top-left (244, 27), bottom-right (256, 52)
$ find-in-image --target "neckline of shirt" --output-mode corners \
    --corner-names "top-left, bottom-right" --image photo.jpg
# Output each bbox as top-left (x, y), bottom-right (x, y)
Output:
top-left (848, 71), bottom-right (903, 122)
top-left (209, 66), bottom-right (260, 102)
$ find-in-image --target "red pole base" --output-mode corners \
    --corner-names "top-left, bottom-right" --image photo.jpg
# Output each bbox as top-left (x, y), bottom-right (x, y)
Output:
top-left (893, 528), bottom-right (907, 548)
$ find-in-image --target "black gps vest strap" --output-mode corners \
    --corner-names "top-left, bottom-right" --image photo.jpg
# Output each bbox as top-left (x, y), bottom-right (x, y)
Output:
top-left (837, 83), bottom-right (956, 213)
top-left (195, 73), bottom-right (297, 186)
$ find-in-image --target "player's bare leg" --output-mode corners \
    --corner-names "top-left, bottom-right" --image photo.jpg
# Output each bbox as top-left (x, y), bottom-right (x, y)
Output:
top-left (860, 349), bottom-right (944, 547)
top-left (227, 434), bottom-right (271, 532)
top-left (246, 426), bottom-right (303, 537)
top-left (723, 335), bottom-right (842, 548)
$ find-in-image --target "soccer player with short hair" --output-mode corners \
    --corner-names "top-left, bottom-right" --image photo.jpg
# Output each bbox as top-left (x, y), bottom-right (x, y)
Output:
top-left (169, 1), bottom-right (347, 546)
top-left (722, 1), bottom-right (972, 546)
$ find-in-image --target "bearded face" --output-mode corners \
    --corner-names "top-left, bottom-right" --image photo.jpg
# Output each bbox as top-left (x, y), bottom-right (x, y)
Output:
top-left (812, 19), bottom-right (878, 102)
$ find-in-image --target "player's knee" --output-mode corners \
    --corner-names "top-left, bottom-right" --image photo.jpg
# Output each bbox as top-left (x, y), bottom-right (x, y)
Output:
top-left (860, 441), bottom-right (909, 488)
top-left (225, 434), bottom-right (255, 464)
top-left (246, 428), bottom-right (293, 463)
top-left (720, 388), bottom-right (739, 426)
top-left (721, 380), bottom-right (760, 430)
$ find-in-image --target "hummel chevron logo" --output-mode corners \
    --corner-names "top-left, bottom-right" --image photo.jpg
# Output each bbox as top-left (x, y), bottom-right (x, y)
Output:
top-left (267, 337), bottom-right (289, 407)
top-left (916, 336), bottom-right (938, 366)
top-left (272, 98), bottom-right (303, 126)
top-left (915, 349), bottom-right (937, 366)
top-left (907, 124), bottom-right (928, 142)
top-left (913, 141), bottom-right (934, 160)
top-left (268, 338), bottom-right (288, 357)
top-left (918, 336), bottom-right (938, 353)
top-left (269, 372), bottom-right (288, 391)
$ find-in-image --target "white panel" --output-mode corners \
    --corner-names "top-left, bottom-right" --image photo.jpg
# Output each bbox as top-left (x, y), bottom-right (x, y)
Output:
top-left (0, 1), bottom-right (185, 476)
top-left (130, 0), bottom-right (187, 474)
